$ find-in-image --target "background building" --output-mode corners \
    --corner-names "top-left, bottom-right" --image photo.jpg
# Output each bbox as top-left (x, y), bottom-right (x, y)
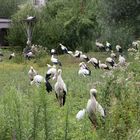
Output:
top-left (0, 18), bottom-right (11, 46)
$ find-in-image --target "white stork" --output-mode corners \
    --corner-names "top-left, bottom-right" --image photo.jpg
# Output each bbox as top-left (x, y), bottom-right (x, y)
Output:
top-left (51, 49), bottom-right (57, 55)
top-left (110, 50), bottom-right (117, 59)
top-left (74, 50), bottom-right (89, 61)
top-left (106, 57), bottom-right (115, 67)
top-left (88, 58), bottom-right (99, 69)
top-left (95, 40), bottom-right (105, 51)
top-left (30, 74), bottom-right (45, 87)
top-left (27, 16), bottom-right (34, 20)
top-left (76, 88), bottom-right (105, 128)
top-left (116, 45), bottom-right (123, 53)
top-left (99, 60), bottom-right (110, 70)
top-left (106, 41), bottom-right (112, 51)
top-left (132, 40), bottom-right (140, 50)
top-left (78, 62), bottom-right (91, 77)
top-left (54, 69), bottom-right (67, 106)
top-left (28, 66), bottom-right (38, 81)
top-left (46, 64), bottom-right (57, 80)
top-left (59, 43), bottom-right (74, 56)
top-left (26, 38), bottom-right (31, 46)
top-left (118, 55), bottom-right (126, 66)
top-left (73, 50), bottom-right (82, 58)
top-left (29, 67), bottom-right (52, 92)
top-left (9, 52), bottom-right (15, 60)
top-left (80, 53), bottom-right (89, 62)
top-left (51, 55), bottom-right (62, 66)
top-left (60, 43), bottom-right (68, 54)
top-left (26, 51), bottom-right (34, 60)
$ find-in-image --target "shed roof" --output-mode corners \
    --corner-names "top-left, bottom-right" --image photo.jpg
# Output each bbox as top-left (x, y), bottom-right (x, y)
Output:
top-left (0, 18), bottom-right (12, 29)
top-left (0, 18), bottom-right (11, 23)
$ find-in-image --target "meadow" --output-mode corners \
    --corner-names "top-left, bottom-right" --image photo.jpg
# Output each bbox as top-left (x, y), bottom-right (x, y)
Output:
top-left (0, 50), bottom-right (140, 140)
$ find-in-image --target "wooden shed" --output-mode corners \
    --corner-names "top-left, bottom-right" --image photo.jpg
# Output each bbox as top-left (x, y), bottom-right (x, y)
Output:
top-left (0, 18), bottom-right (11, 46)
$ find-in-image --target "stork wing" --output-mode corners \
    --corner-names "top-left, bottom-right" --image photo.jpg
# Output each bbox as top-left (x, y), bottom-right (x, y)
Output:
top-left (96, 101), bottom-right (105, 117)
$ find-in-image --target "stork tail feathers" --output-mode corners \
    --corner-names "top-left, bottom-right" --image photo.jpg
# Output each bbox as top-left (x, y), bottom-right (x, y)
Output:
top-left (46, 74), bottom-right (51, 81)
top-left (63, 90), bottom-right (66, 106)
top-left (76, 109), bottom-right (86, 120)
top-left (45, 80), bottom-right (52, 93)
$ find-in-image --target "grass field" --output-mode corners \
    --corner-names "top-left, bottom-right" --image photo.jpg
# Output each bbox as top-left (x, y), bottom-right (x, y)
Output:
top-left (0, 50), bottom-right (140, 140)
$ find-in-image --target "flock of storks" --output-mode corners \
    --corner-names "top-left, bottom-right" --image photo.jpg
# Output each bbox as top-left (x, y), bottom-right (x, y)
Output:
top-left (0, 39), bottom-right (139, 129)
top-left (27, 40), bottom-right (140, 129)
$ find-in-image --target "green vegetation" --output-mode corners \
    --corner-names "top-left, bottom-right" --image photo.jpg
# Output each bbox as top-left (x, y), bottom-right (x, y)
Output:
top-left (7, 0), bottom-right (140, 51)
top-left (0, 51), bottom-right (140, 139)
top-left (1, 0), bottom-right (140, 139)
top-left (0, 0), bottom-right (27, 18)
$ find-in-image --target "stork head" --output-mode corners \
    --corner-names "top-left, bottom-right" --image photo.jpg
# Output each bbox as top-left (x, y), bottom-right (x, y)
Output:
top-left (79, 62), bottom-right (86, 68)
top-left (79, 62), bottom-right (84, 66)
top-left (58, 69), bottom-right (62, 75)
top-left (27, 38), bottom-right (31, 45)
top-left (30, 66), bottom-right (34, 71)
top-left (90, 88), bottom-right (97, 98)
top-left (30, 66), bottom-right (33, 69)
top-left (116, 45), bottom-right (121, 49)
top-left (79, 64), bottom-right (82, 68)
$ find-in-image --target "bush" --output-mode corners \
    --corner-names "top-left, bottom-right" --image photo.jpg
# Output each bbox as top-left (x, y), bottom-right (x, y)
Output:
top-left (8, 0), bottom-right (98, 52)
top-left (7, 0), bottom-right (140, 52)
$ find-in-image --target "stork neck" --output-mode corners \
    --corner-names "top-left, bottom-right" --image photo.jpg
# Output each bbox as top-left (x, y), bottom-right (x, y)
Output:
top-left (57, 74), bottom-right (63, 81)
top-left (91, 95), bottom-right (96, 102)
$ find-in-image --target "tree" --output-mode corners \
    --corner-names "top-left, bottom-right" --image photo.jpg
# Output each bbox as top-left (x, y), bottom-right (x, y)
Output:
top-left (8, 0), bottom-right (98, 52)
top-left (0, 0), bottom-right (27, 18)
top-left (96, 0), bottom-right (140, 47)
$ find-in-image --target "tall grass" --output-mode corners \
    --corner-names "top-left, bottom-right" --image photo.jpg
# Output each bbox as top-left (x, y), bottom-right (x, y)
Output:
top-left (0, 52), bottom-right (140, 139)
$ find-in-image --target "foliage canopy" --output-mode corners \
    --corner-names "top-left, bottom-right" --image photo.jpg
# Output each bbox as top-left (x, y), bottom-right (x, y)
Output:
top-left (7, 0), bottom-right (140, 51)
